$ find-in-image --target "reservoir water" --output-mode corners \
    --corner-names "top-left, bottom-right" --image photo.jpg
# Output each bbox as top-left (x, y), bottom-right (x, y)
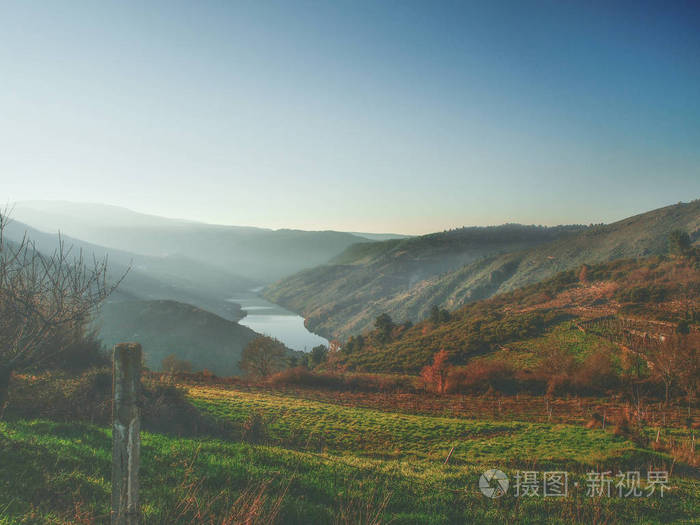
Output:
top-left (227, 292), bottom-right (328, 352)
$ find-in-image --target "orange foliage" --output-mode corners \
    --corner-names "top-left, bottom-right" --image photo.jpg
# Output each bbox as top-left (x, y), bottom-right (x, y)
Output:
top-left (420, 349), bottom-right (451, 394)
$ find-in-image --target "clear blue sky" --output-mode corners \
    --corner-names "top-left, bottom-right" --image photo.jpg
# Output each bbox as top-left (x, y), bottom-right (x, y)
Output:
top-left (2, 1), bottom-right (699, 234)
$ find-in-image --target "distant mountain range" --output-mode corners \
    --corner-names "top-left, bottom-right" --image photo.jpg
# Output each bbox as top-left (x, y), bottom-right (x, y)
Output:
top-left (5, 201), bottom-right (404, 373)
top-left (12, 201), bottom-right (398, 283)
top-left (265, 200), bottom-right (700, 339)
top-left (2, 218), bottom-right (249, 322)
top-left (9, 198), bottom-right (700, 373)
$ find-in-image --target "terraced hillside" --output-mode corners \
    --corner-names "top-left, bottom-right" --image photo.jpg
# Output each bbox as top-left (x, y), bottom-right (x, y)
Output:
top-left (329, 254), bottom-right (700, 376)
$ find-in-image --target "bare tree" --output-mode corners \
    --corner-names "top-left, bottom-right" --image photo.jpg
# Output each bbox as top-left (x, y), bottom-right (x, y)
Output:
top-left (644, 333), bottom-right (691, 406)
top-left (0, 211), bottom-right (121, 415)
top-left (238, 336), bottom-right (287, 379)
top-left (161, 353), bottom-right (194, 375)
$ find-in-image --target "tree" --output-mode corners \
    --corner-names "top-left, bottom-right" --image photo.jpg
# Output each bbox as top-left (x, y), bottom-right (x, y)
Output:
top-left (645, 334), bottom-right (685, 406)
top-left (578, 264), bottom-right (590, 283)
top-left (420, 349), bottom-right (451, 394)
top-left (374, 313), bottom-right (394, 343)
top-left (668, 230), bottom-right (691, 256)
top-left (343, 335), bottom-right (364, 355)
top-left (161, 354), bottom-right (194, 375)
top-left (676, 320), bottom-right (690, 335)
top-left (429, 305), bottom-right (451, 325)
top-left (429, 305), bottom-right (441, 325)
top-left (439, 309), bottom-right (451, 324)
top-left (676, 333), bottom-right (700, 404)
top-left (0, 212), bottom-right (118, 416)
top-left (239, 336), bottom-right (287, 379)
top-left (308, 344), bottom-right (328, 368)
top-left (644, 333), bottom-right (700, 405)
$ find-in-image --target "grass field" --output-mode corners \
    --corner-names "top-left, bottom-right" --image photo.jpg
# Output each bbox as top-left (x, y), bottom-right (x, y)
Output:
top-left (188, 386), bottom-right (664, 469)
top-left (0, 383), bottom-right (698, 524)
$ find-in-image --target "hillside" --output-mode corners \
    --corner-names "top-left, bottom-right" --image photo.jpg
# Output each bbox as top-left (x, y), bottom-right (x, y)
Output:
top-left (94, 300), bottom-right (262, 375)
top-left (265, 224), bottom-right (585, 338)
top-left (266, 200), bottom-right (700, 339)
top-left (12, 201), bottom-right (372, 283)
top-left (331, 254), bottom-right (700, 374)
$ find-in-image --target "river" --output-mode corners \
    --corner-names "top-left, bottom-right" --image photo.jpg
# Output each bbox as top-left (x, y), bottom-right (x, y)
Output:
top-left (227, 292), bottom-right (328, 352)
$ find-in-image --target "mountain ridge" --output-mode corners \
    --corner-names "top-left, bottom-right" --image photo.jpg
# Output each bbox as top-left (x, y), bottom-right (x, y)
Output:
top-left (11, 201), bottom-right (380, 283)
top-left (265, 200), bottom-right (700, 339)
top-left (330, 253), bottom-right (700, 374)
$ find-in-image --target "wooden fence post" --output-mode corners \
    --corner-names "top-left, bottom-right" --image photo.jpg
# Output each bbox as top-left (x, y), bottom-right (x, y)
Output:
top-left (112, 343), bottom-right (142, 525)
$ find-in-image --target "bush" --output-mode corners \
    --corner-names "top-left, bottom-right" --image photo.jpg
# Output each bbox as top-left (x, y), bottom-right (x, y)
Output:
top-left (242, 410), bottom-right (269, 444)
top-left (570, 350), bottom-right (619, 394)
top-left (7, 368), bottom-right (223, 437)
top-left (441, 349), bottom-right (621, 397)
top-left (141, 378), bottom-right (224, 436)
top-left (616, 285), bottom-right (667, 304)
top-left (8, 368), bottom-right (112, 423)
top-left (420, 350), bottom-right (450, 394)
top-left (445, 359), bottom-right (518, 394)
top-left (40, 331), bottom-right (110, 372)
top-left (530, 349), bottom-right (620, 397)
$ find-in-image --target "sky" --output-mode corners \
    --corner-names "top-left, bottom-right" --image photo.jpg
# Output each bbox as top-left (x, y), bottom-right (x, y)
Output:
top-left (1, 1), bottom-right (699, 234)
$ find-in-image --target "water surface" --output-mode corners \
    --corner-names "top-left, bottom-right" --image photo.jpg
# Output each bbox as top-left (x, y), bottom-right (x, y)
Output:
top-left (227, 293), bottom-right (328, 352)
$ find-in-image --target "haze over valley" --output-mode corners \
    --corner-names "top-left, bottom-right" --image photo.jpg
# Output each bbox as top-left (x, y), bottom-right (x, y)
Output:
top-left (2, 2), bottom-right (700, 522)
top-left (6, 198), bottom-right (699, 376)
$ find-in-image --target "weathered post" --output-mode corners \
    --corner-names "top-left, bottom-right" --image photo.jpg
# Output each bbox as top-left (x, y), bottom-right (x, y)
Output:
top-left (112, 343), bottom-right (142, 525)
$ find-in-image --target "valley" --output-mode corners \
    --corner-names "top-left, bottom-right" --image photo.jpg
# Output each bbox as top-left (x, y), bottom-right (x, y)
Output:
top-left (5, 4), bottom-right (700, 522)
top-left (1, 199), bottom-right (698, 524)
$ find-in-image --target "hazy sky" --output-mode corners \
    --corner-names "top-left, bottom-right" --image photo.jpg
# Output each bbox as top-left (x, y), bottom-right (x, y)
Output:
top-left (2, 1), bottom-right (699, 234)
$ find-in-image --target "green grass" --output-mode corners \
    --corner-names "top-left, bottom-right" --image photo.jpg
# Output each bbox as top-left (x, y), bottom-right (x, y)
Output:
top-left (500, 322), bottom-right (621, 369)
top-left (188, 386), bottom-right (662, 470)
top-left (0, 382), bottom-right (698, 524)
top-left (1, 417), bottom-right (698, 524)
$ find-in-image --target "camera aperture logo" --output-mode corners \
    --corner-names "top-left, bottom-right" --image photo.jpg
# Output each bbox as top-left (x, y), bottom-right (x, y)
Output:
top-left (479, 469), bottom-right (509, 498)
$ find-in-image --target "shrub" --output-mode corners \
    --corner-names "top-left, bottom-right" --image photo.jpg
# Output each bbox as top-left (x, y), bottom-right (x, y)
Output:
top-left (141, 378), bottom-right (224, 436)
top-left (676, 320), bottom-right (690, 334)
top-left (669, 229), bottom-right (692, 256)
top-left (445, 359), bottom-right (518, 394)
top-left (41, 331), bottom-right (110, 372)
top-left (8, 369), bottom-right (223, 437)
top-left (570, 350), bottom-right (619, 394)
top-left (8, 368), bottom-right (112, 423)
top-left (420, 350), bottom-right (450, 394)
top-left (616, 285), bottom-right (667, 304)
top-left (242, 410), bottom-right (269, 444)
top-left (544, 373), bottom-right (571, 397)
